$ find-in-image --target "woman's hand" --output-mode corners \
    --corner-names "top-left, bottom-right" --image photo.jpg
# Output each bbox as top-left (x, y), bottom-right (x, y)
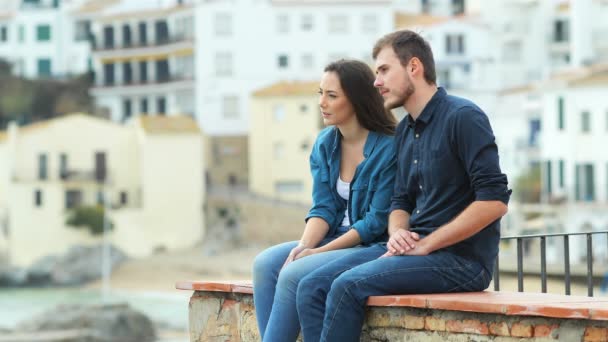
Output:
top-left (282, 244), bottom-right (309, 269)
top-left (293, 248), bottom-right (321, 260)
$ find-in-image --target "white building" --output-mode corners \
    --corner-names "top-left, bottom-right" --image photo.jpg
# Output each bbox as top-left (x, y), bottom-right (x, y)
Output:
top-left (0, 0), bottom-right (92, 79)
top-left (0, 114), bottom-right (205, 266)
top-left (87, 0), bottom-right (196, 122)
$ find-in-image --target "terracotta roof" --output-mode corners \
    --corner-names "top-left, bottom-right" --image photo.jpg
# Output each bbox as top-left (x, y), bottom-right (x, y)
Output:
top-left (569, 69), bottom-right (608, 87)
top-left (394, 12), bottom-right (447, 29)
top-left (252, 81), bottom-right (319, 97)
top-left (498, 84), bottom-right (537, 96)
top-left (16, 113), bottom-right (112, 134)
top-left (138, 115), bottom-right (200, 135)
top-left (73, 0), bottom-right (121, 14)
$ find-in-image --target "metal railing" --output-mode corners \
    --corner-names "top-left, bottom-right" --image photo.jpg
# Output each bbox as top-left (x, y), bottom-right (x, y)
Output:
top-left (494, 230), bottom-right (608, 297)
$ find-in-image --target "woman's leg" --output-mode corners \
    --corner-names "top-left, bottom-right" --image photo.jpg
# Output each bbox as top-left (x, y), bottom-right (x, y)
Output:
top-left (262, 245), bottom-right (361, 342)
top-left (252, 241), bottom-right (298, 339)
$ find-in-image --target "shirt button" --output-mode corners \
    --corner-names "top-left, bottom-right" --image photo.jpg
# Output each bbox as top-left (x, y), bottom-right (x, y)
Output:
top-left (416, 210), bottom-right (420, 214)
top-left (415, 133), bottom-right (420, 138)
top-left (419, 185), bottom-right (422, 189)
top-left (414, 159), bottom-right (418, 164)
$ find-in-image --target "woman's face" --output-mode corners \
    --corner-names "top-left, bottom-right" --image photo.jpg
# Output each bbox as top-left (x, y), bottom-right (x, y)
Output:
top-left (318, 71), bottom-right (356, 127)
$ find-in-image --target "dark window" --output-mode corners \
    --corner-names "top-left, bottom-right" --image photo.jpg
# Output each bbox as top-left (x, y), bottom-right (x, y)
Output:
top-left (554, 19), bottom-right (569, 42)
top-left (38, 153), bottom-right (47, 180)
top-left (155, 59), bottom-right (169, 82)
top-left (36, 25), bottom-right (51, 41)
top-left (0, 26), bottom-right (7, 42)
top-left (123, 99), bottom-right (132, 121)
top-left (575, 164), bottom-right (595, 202)
top-left (103, 25), bottom-right (114, 49)
top-left (155, 20), bottom-right (169, 44)
top-left (544, 160), bottom-right (552, 197)
top-left (103, 63), bottom-right (115, 86)
top-left (157, 97), bottom-right (166, 115)
top-left (95, 152), bottom-right (107, 183)
top-left (139, 61), bottom-right (148, 83)
top-left (120, 191), bottom-right (128, 205)
top-left (59, 153), bottom-right (68, 179)
top-left (421, 0), bottom-right (430, 13)
top-left (558, 160), bottom-right (565, 188)
top-left (65, 190), bottom-right (83, 209)
top-left (445, 34), bottom-right (465, 55)
top-left (529, 119), bottom-right (541, 147)
top-left (37, 58), bottom-right (52, 77)
top-left (138, 22), bottom-right (147, 45)
top-left (558, 97), bottom-right (565, 130)
top-left (140, 98), bottom-right (148, 114)
top-left (123, 62), bottom-right (132, 84)
top-left (122, 24), bottom-right (132, 47)
top-left (74, 20), bottom-right (91, 41)
top-left (581, 111), bottom-right (591, 133)
top-left (278, 54), bottom-right (288, 68)
top-left (452, 0), bottom-right (465, 15)
top-left (34, 190), bottom-right (42, 207)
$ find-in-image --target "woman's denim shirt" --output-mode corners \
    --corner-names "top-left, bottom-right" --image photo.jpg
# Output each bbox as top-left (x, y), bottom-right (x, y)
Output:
top-left (305, 127), bottom-right (397, 244)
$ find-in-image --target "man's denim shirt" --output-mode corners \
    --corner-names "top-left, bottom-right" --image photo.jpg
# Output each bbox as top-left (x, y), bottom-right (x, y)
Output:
top-left (390, 88), bottom-right (511, 273)
top-left (306, 127), bottom-right (396, 244)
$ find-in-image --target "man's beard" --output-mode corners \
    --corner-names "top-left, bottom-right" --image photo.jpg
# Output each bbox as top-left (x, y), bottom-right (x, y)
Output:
top-left (385, 82), bottom-right (415, 111)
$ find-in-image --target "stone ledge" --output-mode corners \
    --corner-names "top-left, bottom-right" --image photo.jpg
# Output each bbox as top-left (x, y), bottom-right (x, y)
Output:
top-left (176, 280), bottom-right (608, 321)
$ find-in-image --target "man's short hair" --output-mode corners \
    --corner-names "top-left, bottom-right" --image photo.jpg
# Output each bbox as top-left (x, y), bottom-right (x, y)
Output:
top-left (373, 30), bottom-right (437, 85)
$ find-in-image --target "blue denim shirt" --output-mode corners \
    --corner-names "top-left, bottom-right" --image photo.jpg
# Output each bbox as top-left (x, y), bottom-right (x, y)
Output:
top-left (390, 88), bottom-right (511, 272)
top-left (306, 127), bottom-right (396, 244)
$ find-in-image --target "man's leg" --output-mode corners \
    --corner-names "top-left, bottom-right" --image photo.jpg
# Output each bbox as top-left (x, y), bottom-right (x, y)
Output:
top-left (297, 244), bottom-right (385, 342)
top-left (322, 247), bottom-right (491, 341)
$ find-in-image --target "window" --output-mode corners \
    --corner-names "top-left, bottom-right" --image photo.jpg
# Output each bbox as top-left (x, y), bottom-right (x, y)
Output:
top-left (558, 160), bottom-right (565, 188)
top-left (96, 191), bottom-right (105, 205)
top-left (544, 160), bottom-right (552, 196)
top-left (581, 111), bottom-right (591, 133)
top-left (103, 63), bottom-right (115, 86)
top-left (120, 191), bottom-right (128, 205)
top-left (554, 19), bottom-right (569, 43)
top-left (157, 97), bottom-right (166, 115)
top-left (95, 152), bottom-right (107, 183)
top-left (139, 61), bottom-right (148, 83)
top-left (0, 26), bottom-right (7, 42)
top-left (301, 139), bottom-right (310, 151)
top-left (138, 22), bottom-right (147, 45)
top-left (34, 190), bottom-right (43, 207)
top-left (74, 20), bottom-right (91, 41)
top-left (301, 14), bottom-right (313, 31)
top-left (65, 190), bottom-right (83, 209)
top-left (421, 0), bottom-right (431, 14)
top-left (277, 14), bottom-right (289, 33)
top-left (273, 142), bottom-right (284, 159)
top-left (275, 181), bottom-right (303, 193)
top-left (215, 12), bottom-right (232, 36)
top-left (222, 95), bottom-right (239, 119)
top-left (59, 153), bottom-right (68, 179)
top-left (329, 15), bottom-right (348, 33)
top-left (445, 34), bottom-right (465, 55)
top-left (278, 54), bottom-right (289, 68)
top-left (452, 0), bottom-right (465, 15)
top-left (575, 163), bottom-right (595, 202)
top-left (36, 24), bottom-right (51, 41)
top-left (438, 69), bottom-right (451, 89)
top-left (37, 58), bottom-right (52, 77)
top-left (557, 97), bottom-right (565, 130)
top-left (529, 118), bottom-right (540, 147)
top-left (215, 51), bottom-right (233, 76)
top-left (18, 25), bottom-right (24, 43)
top-left (122, 24), bottom-right (132, 47)
top-left (123, 62), bottom-right (132, 84)
top-left (123, 98), bottom-right (132, 121)
top-left (301, 54), bottom-right (313, 69)
top-left (155, 20), bottom-right (169, 45)
top-left (274, 105), bottom-right (285, 122)
top-left (361, 14), bottom-right (377, 34)
top-left (300, 104), bottom-right (308, 113)
top-left (156, 59), bottom-right (170, 82)
top-left (140, 98), bottom-right (148, 114)
top-left (103, 25), bottom-right (114, 49)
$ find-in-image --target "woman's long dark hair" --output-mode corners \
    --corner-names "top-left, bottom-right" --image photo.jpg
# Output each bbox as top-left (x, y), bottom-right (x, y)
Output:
top-left (324, 59), bottom-right (396, 135)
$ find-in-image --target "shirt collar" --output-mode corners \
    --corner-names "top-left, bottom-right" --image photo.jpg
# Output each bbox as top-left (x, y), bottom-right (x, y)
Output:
top-left (405, 87), bottom-right (447, 127)
top-left (330, 127), bottom-right (379, 159)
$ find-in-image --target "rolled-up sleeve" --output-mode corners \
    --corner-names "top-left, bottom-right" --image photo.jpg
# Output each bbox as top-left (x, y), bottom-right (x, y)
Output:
top-left (451, 107), bottom-right (511, 205)
top-left (305, 136), bottom-right (338, 226)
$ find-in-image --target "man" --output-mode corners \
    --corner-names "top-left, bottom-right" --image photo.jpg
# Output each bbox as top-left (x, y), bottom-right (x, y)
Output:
top-left (295, 30), bottom-right (511, 342)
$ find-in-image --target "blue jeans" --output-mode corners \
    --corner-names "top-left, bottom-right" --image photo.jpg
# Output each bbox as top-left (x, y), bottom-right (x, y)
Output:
top-left (253, 228), bottom-right (361, 342)
top-left (296, 243), bottom-right (492, 342)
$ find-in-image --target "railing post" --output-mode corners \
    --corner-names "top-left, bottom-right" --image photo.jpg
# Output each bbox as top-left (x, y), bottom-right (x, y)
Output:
top-left (517, 238), bottom-right (524, 292)
top-left (494, 255), bottom-right (500, 291)
top-left (587, 233), bottom-right (593, 297)
top-left (540, 236), bottom-right (547, 293)
top-left (564, 235), bottom-right (571, 295)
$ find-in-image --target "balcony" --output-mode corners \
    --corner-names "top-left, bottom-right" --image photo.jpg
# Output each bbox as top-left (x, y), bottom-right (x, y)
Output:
top-left (92, 74), bottom-right (194, 96)
top-left (92, 34), bottom-right (194, 53)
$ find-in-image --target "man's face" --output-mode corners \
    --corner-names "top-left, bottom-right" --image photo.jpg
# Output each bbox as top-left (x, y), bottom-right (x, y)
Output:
top-left (374, 46), bottom-right (415, 110)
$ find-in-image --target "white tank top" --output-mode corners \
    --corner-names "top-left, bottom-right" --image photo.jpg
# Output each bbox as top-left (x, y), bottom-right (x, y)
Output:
top-left (337, 177), bottom-right (351, 227)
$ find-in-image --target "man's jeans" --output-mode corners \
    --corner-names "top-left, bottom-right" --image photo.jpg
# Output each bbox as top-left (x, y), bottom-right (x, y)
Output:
top-left (252, 227), bottom-right (361, 342)
top-left (296, 243), bottom-right (492, 342)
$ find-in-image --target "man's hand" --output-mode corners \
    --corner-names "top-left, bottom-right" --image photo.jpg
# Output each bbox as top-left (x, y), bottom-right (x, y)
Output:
top-left (380, 229), bottom-right (423, 258)
top-left (282, 244), bottom-right (309, 269)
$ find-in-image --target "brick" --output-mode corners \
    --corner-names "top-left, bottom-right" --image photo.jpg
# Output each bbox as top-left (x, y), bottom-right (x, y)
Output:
top-left (446, 319), bottom-right (489, 335)
top-left (425, 316), bottom-right (446, 331)
top-left (534, 324), bottom-right (559, 338)
top-left (489, 322), bottom-right (510, 336)
top-left (403, 315), bottom-right (425, 330)
top-left (511, 323), bottom-right (533, 338)
top-left (584, 326), bottom-right (608, 342)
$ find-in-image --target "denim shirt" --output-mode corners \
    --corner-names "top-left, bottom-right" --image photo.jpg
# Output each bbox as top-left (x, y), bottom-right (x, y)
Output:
top-left (306, 127), bottom-right (396, 244)
top-left (390, 88), bottom-right (511, 272)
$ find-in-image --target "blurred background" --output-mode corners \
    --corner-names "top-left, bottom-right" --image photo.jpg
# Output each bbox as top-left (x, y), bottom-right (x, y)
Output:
top-left (0, 0), bottom-right (607, 341)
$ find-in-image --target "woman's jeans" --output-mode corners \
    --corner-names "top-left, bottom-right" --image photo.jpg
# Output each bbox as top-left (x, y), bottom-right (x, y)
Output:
top-left (253, 227), bottom-right (360, 342)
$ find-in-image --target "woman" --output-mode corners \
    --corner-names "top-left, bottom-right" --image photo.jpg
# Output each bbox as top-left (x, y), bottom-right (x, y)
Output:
top-left (252, 59), bottom-right (397, 342)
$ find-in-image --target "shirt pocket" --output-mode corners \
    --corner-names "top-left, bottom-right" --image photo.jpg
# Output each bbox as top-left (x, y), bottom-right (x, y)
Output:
top-left (352, 177), bottom-right (377, 217)
top-left (429, 149), bottom-right (461, 185)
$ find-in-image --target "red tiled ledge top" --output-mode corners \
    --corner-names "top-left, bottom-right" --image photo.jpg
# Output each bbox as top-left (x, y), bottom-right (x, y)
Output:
top-left (176, 280), bottom-right (608, 321)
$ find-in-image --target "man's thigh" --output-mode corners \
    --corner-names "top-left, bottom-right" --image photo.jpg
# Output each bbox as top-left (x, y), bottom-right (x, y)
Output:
top-left (336, 250), bottom-right (491, 295)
